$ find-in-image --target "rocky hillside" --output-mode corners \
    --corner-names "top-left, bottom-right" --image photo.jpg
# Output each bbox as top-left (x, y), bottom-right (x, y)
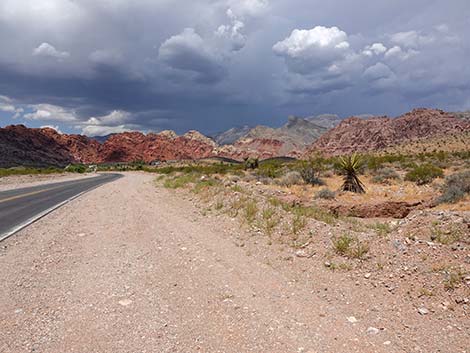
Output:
top-left (214, 114), bottom-right (340, 146)
top-left (214, 116), bottom-right (328, 159)
top-left (307, 109), bottom-right (470, 156)
top-left (0, 125), bottom-right (99, 168)
top-left (0, 126), bottom-right (217, 167)
top-left (2, 108), bottom-right (469, 167)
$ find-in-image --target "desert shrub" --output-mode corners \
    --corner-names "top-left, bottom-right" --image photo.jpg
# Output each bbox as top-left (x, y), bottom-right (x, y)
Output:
top-left (292, 214), bottom-right (307, 235)
top-left (437, 170), bottom-right (470, 204)
top-left (65, 164), bottom-right (87, 173)
top-left (333, 234), bottom-right (369, 259)
top-left (243, 200), bottom-right (258, 224)
top-left (314, 188), bottom-right (335, 200)
top-left (333, 234), bottom-right (354, 256)
top-left (298, 161), bottom-right (325, 186)
top-left (368, 222), bottom-right (392, 236)
top-left (244, 157), bottom-right (259, 170)
top-left (256, 161), bottom-right (284, 179)
top-left (405, 164), bottom-right (444, 185)
top-left (371, 167), bottom-right (400, 184)
top-left (276, 171), bottom-right (303, 186)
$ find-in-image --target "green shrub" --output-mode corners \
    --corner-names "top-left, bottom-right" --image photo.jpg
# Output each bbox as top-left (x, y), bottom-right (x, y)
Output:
top-left (65, 164), bottom-right (87, 173)
top-left (437, 170), bottom-right (470, 204)
top-left (314, 188), bottom-right (335, 200)
top-left (405, 164), bottom-right (444, 185)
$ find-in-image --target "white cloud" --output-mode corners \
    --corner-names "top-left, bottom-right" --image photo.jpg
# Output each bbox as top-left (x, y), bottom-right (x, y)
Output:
top-left (85, 110), bottom-right (131, 126)
top-left (81, 124), bottom-right (131, 136)
top-left (79, 110), bottom-right (134, 136)
top-left (40, 125), bottom-right (63, 134)
top-left (384, 45), bottom-right (418, 61)
top-left (24, 104), bottom-right (78, 122)
top-left (362, 42), bottom-right (387, 56)
top-left (215, 16), bottom-right (246, 52)
top-left (274, 26), bottom-right (349, 58)
top-left (33, 42), bottom-right (70, 60)
top-left (0, 95), bottom-right (24, 118)
top-left (273, 26), bottom-right (352, 75)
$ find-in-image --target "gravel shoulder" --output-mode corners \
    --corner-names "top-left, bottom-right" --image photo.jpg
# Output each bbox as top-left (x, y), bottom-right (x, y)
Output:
top-left (0, 173), bottom-right (468, 353)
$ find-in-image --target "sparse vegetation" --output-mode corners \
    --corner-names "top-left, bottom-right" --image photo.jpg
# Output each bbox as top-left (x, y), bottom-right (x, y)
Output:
top-left (443, 269), bottom-right (466, 291)
top-left (243, 200), bottom-right (258, 225)
top-left (291, 214), bottom-right (307, 235)
top-left (314, 188), bottom-right (335, 200)
top-left (430, 224), bottom-right (462, 245)
top-left (276, 171), bottom-right (303, 186)
top-left (298, 160), bottom-right (325, 186)
top-left (371, 167), bottom-right (400, 184)
top-left (0, 166), bottom-right (64, 177)
top-left (368, 222), bottom-right (392, 237)
top-left (332, 233), bottom-right (369, 259)
top-left (437, 170), bottom-right (470, 204)
top-left (405, 163), bottom-right (444, 185)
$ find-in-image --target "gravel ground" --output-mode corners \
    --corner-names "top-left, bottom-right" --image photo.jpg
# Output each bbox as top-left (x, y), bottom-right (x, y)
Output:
top-left (0, 173), bottom-right (468, 352)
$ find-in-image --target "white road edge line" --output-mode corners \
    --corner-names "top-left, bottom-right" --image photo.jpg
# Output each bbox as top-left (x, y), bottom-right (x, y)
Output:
top-left (0, 177), bottom-right (117, 243)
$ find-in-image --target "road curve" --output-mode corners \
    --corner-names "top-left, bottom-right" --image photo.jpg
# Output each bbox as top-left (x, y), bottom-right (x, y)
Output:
top-left (0, 173), bottom-right (122, 241)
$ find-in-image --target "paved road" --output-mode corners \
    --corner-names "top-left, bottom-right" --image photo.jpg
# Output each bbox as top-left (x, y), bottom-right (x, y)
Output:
top-left (0, 173), bottom-right (122, 240)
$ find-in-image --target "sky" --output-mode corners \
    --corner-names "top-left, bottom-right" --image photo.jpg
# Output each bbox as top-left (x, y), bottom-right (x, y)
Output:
top-left (0, 0), bottom-right (469, 136)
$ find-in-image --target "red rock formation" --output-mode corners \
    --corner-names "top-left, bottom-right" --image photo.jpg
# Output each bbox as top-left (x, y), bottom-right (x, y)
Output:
top-left (307, 109), bottom-right (470, 156)
top-left (0, 125), bottom-right (72, 167)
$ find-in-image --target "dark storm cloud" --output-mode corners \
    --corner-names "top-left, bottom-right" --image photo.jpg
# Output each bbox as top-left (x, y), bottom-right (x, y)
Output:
top-left (0, 0), bottom-right (469, 135)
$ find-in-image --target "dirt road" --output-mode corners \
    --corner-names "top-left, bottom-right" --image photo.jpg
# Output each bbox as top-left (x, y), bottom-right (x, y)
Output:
top-left (0, 174), bottom-right (467, 352)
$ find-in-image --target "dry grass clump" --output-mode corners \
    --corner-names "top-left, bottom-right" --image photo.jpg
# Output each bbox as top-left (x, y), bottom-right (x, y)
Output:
top-left (332, 234), bottom-right (369, 259)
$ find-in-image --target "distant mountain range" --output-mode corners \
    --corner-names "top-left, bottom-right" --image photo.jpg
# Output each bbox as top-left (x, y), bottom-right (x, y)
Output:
top-left (0, 109), bottom-right (469, 167)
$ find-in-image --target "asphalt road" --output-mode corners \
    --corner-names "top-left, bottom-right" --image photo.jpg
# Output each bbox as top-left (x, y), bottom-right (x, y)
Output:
top-left (0, 173), bottom-right (122, 241)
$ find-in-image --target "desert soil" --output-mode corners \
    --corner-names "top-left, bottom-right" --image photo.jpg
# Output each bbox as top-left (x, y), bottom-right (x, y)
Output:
top-left (0, 173), bottom-right (468, 353)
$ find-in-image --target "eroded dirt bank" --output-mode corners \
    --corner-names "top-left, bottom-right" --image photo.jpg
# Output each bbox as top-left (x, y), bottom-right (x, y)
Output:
top-left (0, 173), bottom-right (468, 353)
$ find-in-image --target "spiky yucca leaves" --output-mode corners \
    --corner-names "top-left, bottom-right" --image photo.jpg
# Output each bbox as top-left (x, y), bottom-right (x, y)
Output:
top-left (339, 154), bottom-right (366, 193)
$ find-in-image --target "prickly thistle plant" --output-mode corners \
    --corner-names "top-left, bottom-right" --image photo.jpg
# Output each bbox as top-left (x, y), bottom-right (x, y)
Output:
top-left (339, 154), bottom-right (365, 194)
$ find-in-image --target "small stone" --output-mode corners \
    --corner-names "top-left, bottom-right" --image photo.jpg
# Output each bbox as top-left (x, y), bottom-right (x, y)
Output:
top-left (324, 261), bottom-right (331, 268)
top-left (418, 307), bottom-right (429, 315)
top-left (119, 299), bottom-right (133, 306)
top-left (366, 327), bottom-right (380, 335)
top-left (364, 273), bottom-right (371, 279)
top-left (347, 316), bottom-right (358, 323)
top-left (78, 233), bottom-right (86, 237)
top-left (383, 341), bottom-right (391, 345)
top-left (295, 250), bottom-right (308, 258)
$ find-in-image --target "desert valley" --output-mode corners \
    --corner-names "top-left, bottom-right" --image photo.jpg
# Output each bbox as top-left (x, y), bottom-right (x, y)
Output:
top-left (1, 107), bottom-right (469, 352)
top-left (1, 1), bottom-right (470, 352)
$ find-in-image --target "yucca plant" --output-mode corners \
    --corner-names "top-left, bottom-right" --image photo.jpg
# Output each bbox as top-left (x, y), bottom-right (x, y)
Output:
top-left (338, 154), bottom-right (365, 193)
